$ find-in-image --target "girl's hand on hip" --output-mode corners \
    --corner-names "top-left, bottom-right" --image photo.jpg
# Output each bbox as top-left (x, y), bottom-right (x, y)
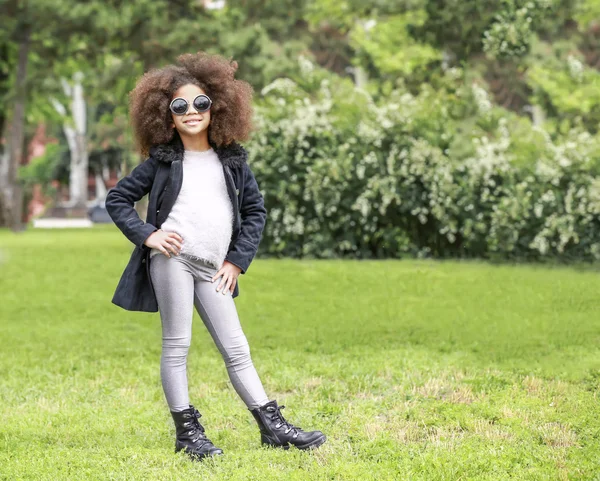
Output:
top-left (144, 230), bottom-right (183, 257)
top-left (212, 261), bottom-right (242, 294)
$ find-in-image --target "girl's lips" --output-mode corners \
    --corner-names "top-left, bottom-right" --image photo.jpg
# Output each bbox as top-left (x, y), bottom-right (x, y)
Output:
top-left (184, 118), bottom-right (203, 124)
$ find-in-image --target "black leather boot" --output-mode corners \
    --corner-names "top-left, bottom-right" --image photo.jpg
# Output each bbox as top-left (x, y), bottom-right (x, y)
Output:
top-left (170, 404), bottom-right (224, 461)
top-left (250, 400), bottom-right (326, 450)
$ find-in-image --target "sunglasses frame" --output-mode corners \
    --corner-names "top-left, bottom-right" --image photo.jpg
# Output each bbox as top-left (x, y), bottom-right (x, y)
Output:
top-left (169, 94), bottom-right (212, 115)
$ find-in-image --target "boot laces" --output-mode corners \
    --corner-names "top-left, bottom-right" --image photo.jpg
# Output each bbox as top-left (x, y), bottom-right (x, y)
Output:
top-left (269, 405), bottom-right (302, 438)
top-left (188, 409), bottom-right (208, 445)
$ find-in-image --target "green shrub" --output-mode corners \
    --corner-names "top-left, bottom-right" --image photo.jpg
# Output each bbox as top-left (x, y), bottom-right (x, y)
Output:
top-left (247, 58), bottom-right (600, 261)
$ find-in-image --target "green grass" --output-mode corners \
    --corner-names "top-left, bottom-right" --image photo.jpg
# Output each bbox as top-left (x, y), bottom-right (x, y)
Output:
top-left (1, 225), bottom-right (599, 480)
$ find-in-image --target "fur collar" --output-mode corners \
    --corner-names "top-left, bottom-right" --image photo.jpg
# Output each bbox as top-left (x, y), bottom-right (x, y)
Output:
top-left (149, 133), bottom-right (248, 169)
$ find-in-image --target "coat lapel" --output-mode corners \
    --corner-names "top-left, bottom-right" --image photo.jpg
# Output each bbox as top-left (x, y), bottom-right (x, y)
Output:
top-left (157, 159), bottom-right (183, 226)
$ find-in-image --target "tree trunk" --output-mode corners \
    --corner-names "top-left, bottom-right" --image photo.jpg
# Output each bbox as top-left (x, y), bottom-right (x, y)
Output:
top-left (0, 120), bottom-right (9, 227)
top-left (95, 173), bottom-right (107, 200)
top-left (67, 73), bottom-right (88, 207)
top-left (0, 26), bottom-right (29, 230)
top-left (52, 73), bottom-right (88, 208)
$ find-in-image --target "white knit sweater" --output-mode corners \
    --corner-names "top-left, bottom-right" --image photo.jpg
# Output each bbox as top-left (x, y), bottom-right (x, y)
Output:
top-left (149, 148), bottom-right (233, 269)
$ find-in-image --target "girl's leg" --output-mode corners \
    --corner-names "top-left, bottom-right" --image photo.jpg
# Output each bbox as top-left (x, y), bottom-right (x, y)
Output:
top-left (149, 254), bottom-right (196, 412)
top-left (191, 263), bottom-right (270, 410)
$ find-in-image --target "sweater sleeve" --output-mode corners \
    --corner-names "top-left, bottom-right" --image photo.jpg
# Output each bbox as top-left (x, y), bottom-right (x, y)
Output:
top-left (105, 157), bottom-right (159, 249)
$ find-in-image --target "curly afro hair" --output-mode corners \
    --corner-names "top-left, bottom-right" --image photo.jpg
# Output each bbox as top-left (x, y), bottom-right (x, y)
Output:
top-left (129, 51), bottom-right (255, 155)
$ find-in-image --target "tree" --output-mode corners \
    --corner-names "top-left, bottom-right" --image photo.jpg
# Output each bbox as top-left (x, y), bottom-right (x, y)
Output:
top-left (0, 0), bottom-right (221, 226)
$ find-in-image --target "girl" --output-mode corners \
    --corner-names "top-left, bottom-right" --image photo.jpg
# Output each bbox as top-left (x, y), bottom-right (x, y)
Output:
top-left (105, 52), bottom-right (326, 461)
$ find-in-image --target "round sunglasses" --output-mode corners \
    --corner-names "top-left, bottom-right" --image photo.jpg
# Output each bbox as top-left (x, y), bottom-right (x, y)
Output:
top-left (169, 94), bottom-right (212, 115)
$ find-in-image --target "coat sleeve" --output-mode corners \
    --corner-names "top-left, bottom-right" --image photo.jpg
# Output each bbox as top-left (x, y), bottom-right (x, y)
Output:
top-left (225, 162), bottom-right (267, 274)
top-left (105, 156), bottom-right (159, 249)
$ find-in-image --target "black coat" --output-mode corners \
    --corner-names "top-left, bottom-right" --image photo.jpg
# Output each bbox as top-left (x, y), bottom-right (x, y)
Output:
top-left (105, 136), bottom-right (267, 312)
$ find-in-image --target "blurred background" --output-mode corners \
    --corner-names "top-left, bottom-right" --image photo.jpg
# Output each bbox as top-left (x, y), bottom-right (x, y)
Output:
top-left (1, 0), bottom-right (600, 260)
top-left (2, 2), bottom-right (600, 479)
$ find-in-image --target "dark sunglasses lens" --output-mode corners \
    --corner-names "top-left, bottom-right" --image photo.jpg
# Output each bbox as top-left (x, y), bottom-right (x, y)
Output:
top-left (193, 95), bottom-right (211, 112)
top-left (170, 98), bottom-right (188, 115)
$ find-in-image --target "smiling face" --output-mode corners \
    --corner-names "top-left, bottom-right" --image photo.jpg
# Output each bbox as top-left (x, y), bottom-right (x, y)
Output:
top-left (170, 83), bottom-right (211, 139)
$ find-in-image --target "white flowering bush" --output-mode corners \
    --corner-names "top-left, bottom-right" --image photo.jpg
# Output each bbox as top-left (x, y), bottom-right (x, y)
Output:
top-left (247, 59), bottom-right (600, 261)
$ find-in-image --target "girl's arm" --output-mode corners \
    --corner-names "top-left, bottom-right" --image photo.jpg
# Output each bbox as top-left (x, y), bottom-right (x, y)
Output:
top-left (224, 162), bottom-right (267, 274)
top-left (105, 157), bottom-right (159, 249)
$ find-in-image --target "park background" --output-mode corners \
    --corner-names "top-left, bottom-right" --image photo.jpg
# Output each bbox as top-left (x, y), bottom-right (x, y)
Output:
top-left (1, 0), bottom-right (599, 479)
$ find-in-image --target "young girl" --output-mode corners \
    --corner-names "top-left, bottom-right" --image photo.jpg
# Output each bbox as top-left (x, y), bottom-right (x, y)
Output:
top-left (105, 52), bottom-right (326, 461)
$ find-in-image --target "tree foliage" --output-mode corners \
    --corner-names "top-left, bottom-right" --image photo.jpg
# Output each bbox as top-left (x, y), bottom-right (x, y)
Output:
top-left (1, 0), bottom-right (599, 260)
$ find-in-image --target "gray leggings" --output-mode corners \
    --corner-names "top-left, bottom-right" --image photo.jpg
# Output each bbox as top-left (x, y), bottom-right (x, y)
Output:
top-left (149, 252), bottom-right (270, 411)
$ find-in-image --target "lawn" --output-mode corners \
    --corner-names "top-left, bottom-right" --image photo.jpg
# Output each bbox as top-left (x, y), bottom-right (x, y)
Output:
top-left (1, 225), bottom-right (599, 480)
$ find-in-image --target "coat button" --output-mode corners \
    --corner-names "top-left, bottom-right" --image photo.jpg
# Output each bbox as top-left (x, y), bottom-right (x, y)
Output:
top-left (142, 258), bottom-right (146, 263)
top-left (157, 209), bottom-right (160, 213)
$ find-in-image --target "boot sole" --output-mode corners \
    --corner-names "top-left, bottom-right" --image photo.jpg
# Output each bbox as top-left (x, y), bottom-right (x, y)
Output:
top-left (176, 444), bottom-right (224, 461)
top-left (262, 433), bottom-right (327, 451)
top-left (296, 433), bottom-right (327, 450)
